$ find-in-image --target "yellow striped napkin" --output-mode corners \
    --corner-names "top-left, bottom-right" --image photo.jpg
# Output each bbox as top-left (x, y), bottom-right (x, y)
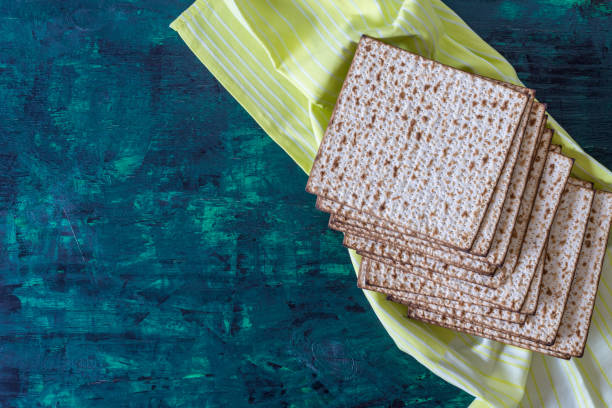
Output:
top-left (171, 1), bottom-right (612, 406)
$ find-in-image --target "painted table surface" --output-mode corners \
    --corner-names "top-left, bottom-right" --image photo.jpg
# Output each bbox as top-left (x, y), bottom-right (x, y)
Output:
top-left (0, 0), bottom-right (610, 406)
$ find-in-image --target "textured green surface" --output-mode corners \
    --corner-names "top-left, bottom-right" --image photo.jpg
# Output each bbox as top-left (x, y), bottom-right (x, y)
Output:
top-left (0, 0), bottom-right (610, 406)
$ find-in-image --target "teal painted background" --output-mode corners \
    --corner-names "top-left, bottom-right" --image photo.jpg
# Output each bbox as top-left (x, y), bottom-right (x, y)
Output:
top-left (0, 0), bottom-right (610, 406)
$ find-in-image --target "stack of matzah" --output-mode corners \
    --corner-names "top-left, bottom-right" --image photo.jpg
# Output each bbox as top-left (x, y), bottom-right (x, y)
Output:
top-left (306, 36), bottom-right (612, 359)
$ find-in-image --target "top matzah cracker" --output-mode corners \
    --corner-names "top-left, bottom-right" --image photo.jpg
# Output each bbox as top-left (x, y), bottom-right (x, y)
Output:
top-left (334, 95), bottom-right (535, 258)
top-left (306, 36), bottom-right (530, 250)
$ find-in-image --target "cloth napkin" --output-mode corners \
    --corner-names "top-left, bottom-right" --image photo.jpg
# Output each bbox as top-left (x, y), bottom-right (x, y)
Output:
top-left (171, 1), bottom-right (612, 406)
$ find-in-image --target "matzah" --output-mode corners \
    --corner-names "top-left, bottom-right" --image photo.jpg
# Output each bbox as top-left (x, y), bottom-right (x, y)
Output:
top-left (324, 207), bottom-right (496, 273)
top-left (326, 125), bottom-right (554, 275)
top-left (404, 310), bottom-right (562, 356)
top-left (471, 190), bottom-right (612, 357)
top-left (359, 240), bottom-right (543, 319)
top-left (568, 177), bottom-right (593, 189)
top-left (385, 251), bottom-right (545, 323)
top-left (407, 183), bottom-right (594, 345)
top-left (359, 255), bottom-right (538, 316)
top-left (388, 294), bottom-right (527, 323)
top-left (352, 151), bottom-right (572, 311)
top-left (342, 232), bottom-right (500, 287)
top-left (306, 35), bottom-right (530, 249)
top-left (373, 257), bottom-right (532, 323)
top-left (388, 294), bottom-right (526, 323)
top-left (386, 152), bottom-right (572, 312)
top-left (469, 98), bottom-right (538, 256)
top-left (481, 105), bottom-right (548, 263)
top-left (303, 34), bottom-right (605, 359)
top-left (533, 190), bottom-right (612, 357)
top-left (345, 231), bottom-right (542, 317)
top-left (393, 251), bottom-right (543, 328)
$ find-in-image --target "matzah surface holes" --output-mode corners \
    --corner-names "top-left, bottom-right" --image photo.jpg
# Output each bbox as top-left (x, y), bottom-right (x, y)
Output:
top-left (386, 254), bottom-right (545, 324)
top-left (405, 191), bottom-right (610, 359)
top-left (407, 183), bottom-right (594, 345)
top-left (498, 190), bottom-right (612, 358)
top-left (469, 97), bottom-right (534, 256)
top-left (357, 257), bottom-right (532, 323)
top-left (354, 151), bottom-right (572, 313)
top-left (306, 36), bottom-right (529, 250)
top-left (323, 126), bottom-right (554, 275)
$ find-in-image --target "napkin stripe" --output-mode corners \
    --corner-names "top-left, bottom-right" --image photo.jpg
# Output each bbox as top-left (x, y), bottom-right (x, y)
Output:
top-left (187, 7), bottom-right (314, 140)
top-left (180, 14), bottom-right (316, 161)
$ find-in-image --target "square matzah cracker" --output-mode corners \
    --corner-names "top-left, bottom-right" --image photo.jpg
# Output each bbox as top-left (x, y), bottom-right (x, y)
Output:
top-left (521, 190), bottom-right (612, 357)
top-left (452, 190), bottom-right (612, 358)
top-left (349, 150), bottom-right (571, 312)
top-left (324, 123), bottom-right (552, 274)
top-left (383, 252), bottom-right (545, 323)
top-left (306, 36), bottom-right (530, 250)
top-left (358, 246), bottom-right (541, 319)
top-left (469, 97), bottom-right (535, 256)
top-left (358, 257), bottom-right (534, 323)
top-left (368, 152), bottom-right (572, 312)
top-left (407, 183), bottom-right (594, 345)
top-left (318, 97), bottom-right (541, 267)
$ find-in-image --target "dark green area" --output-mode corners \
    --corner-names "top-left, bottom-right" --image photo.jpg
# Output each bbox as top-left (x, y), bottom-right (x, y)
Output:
top-left (0, 0), bottom-right (609, 406)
